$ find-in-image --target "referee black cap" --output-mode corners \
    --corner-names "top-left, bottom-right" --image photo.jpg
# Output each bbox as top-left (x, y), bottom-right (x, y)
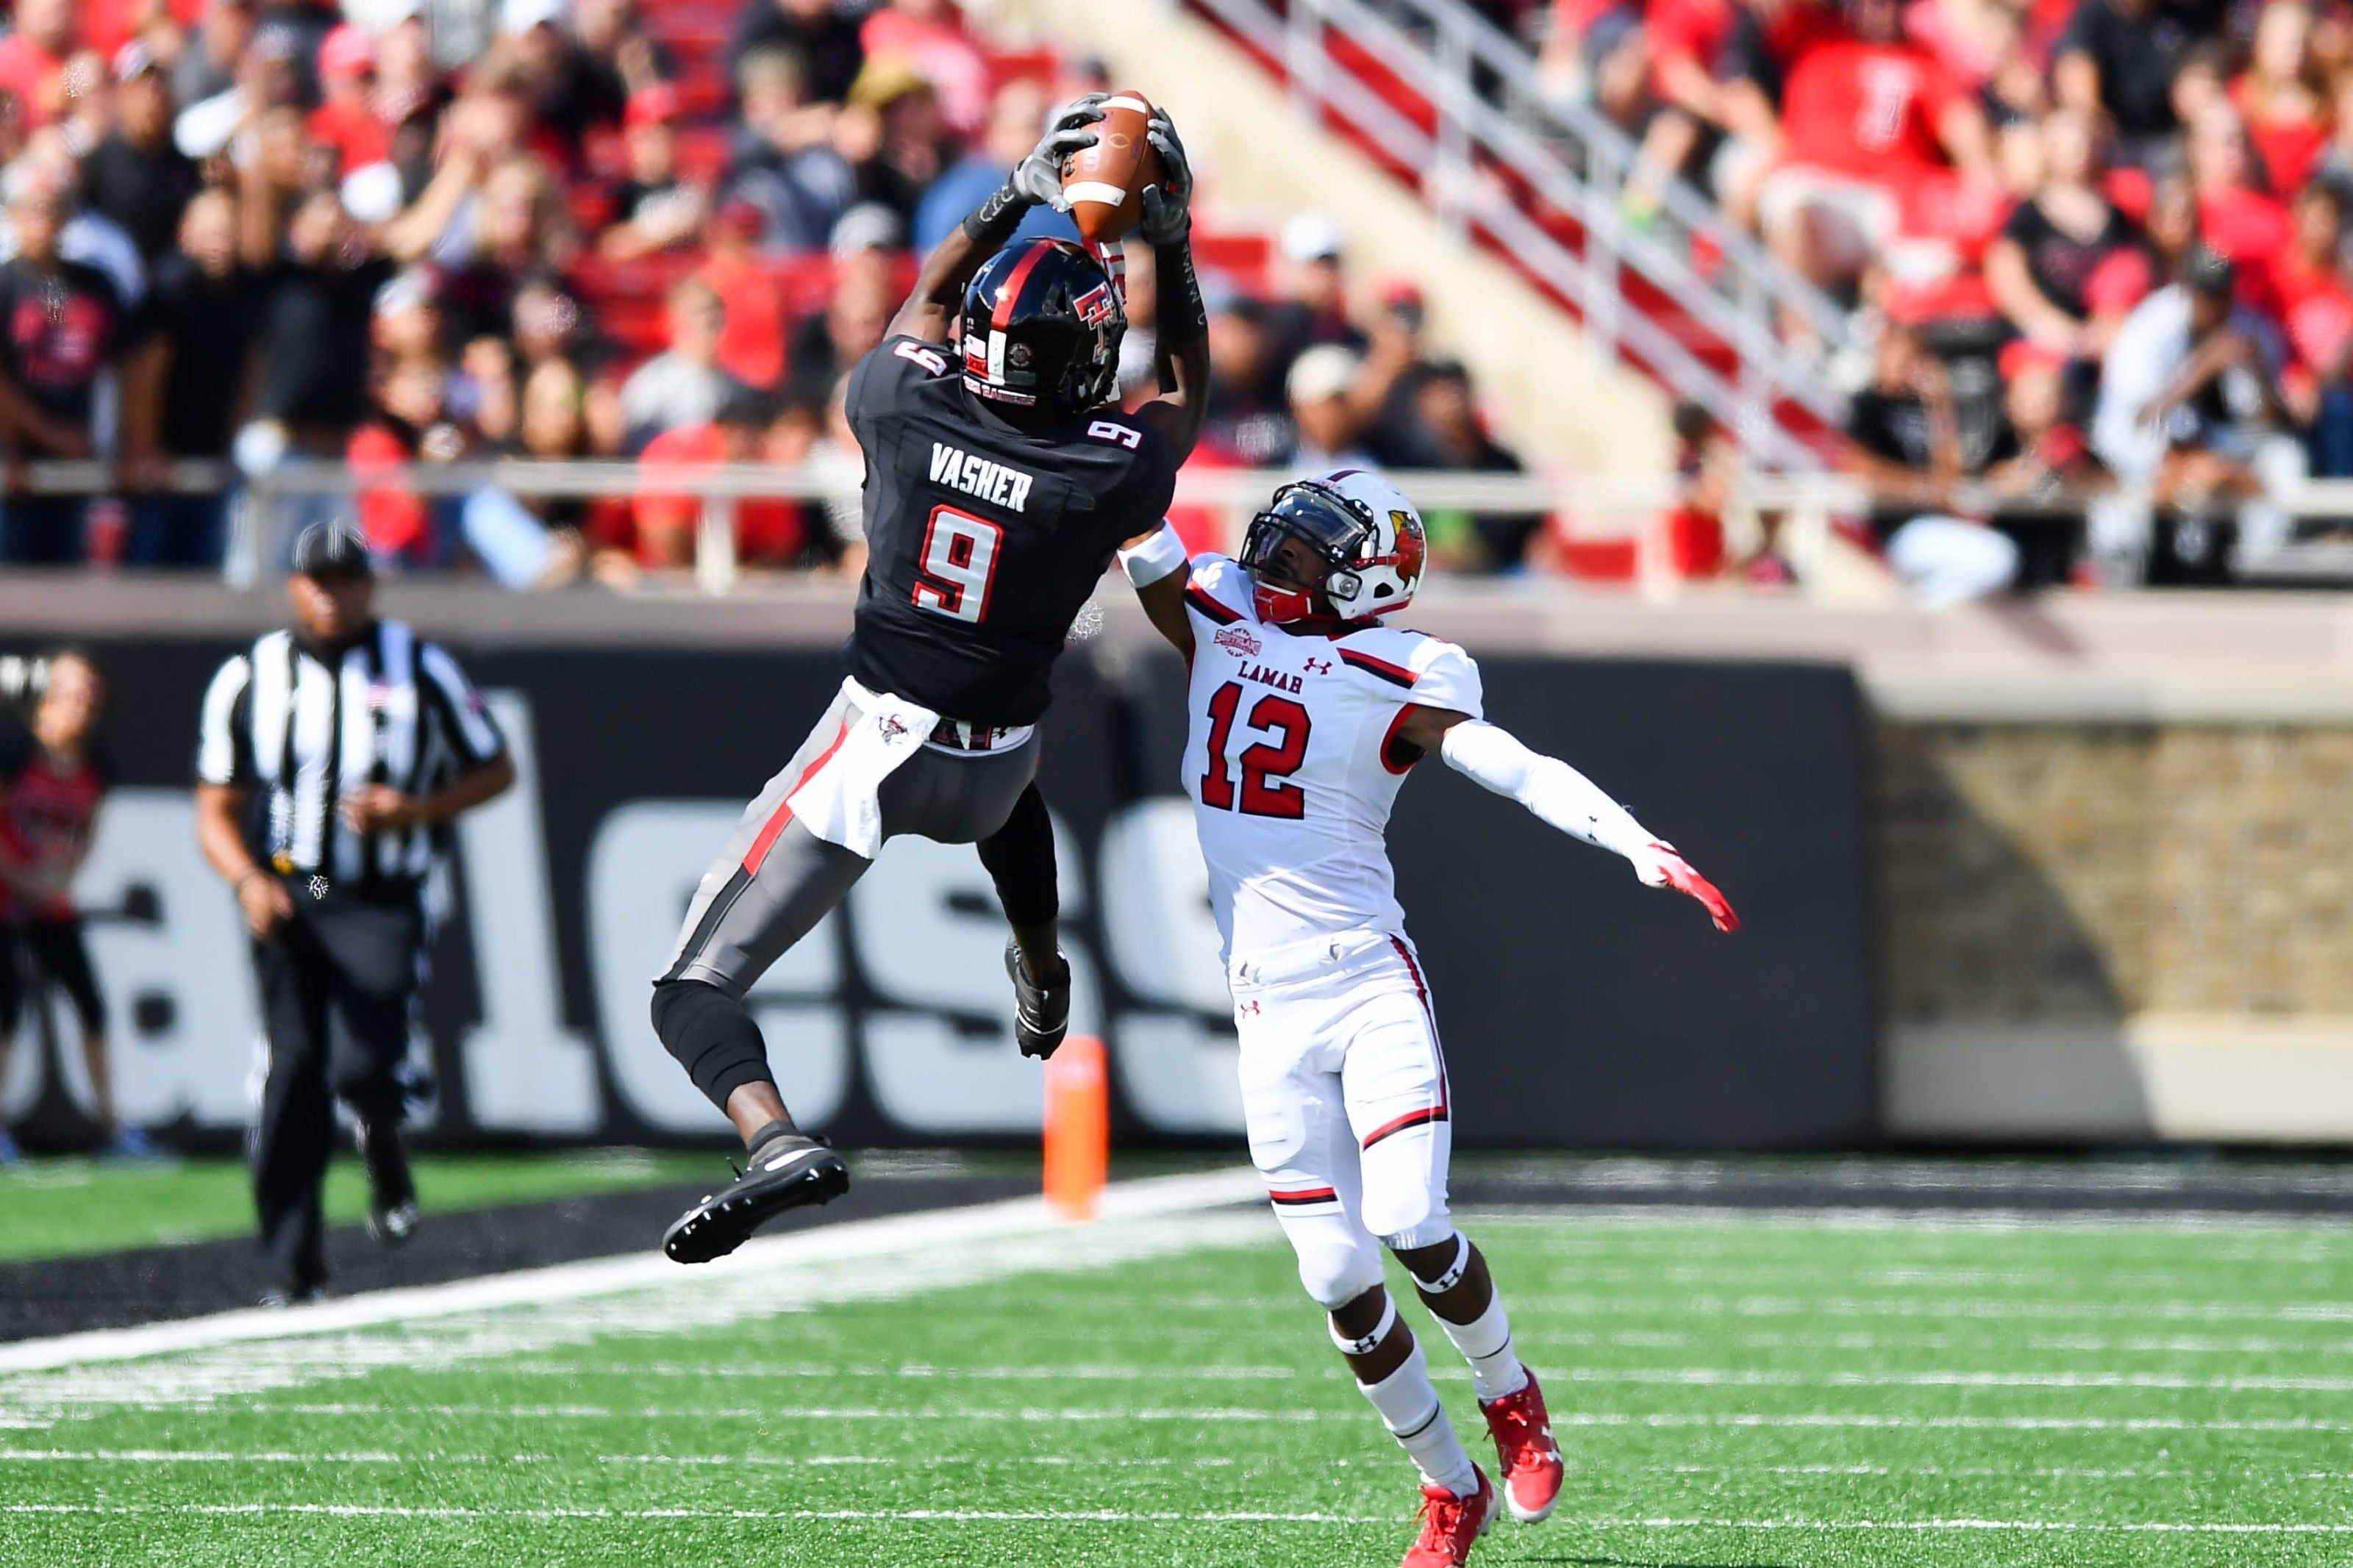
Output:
top-left (291, 519), bottom-right (374, 581)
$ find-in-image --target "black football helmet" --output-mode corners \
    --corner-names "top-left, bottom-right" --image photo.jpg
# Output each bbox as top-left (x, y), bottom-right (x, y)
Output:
top-left (960, 238), bottom-right (1124, 414)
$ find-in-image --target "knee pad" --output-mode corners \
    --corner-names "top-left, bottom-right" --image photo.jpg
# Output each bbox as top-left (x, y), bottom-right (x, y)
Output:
top-left (1360, 1130), bottom-right (1452, 1250)
top-left (650, 978), bottom-right (772, 1112)
top-left (1361, 1181), bottom-right (1451, 1253)
top-left (1278, 1209), bottom-right (1386, 1310)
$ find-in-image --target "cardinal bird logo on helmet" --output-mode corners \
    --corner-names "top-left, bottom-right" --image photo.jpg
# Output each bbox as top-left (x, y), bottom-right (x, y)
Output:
top-left (1390, 510), bottom-right (1427, 581)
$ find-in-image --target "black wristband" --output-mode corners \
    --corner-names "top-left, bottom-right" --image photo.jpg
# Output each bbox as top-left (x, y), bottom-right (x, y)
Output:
top-left (962, 182), bottom-right (1031, 250)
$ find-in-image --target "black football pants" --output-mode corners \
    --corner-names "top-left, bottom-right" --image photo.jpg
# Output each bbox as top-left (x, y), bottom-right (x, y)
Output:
top-left (249, 888), bottom-right (423, 1294)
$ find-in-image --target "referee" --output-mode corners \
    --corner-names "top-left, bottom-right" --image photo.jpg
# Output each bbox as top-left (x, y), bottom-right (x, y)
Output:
top-left (194, 521), bottom-right (515, 1305)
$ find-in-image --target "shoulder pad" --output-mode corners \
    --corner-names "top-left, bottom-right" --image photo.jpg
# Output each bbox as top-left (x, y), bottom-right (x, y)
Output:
top-left (1182, 553), bottom-right (1251, 626)
top-left (1337, 628), bottom-right (1484, 717)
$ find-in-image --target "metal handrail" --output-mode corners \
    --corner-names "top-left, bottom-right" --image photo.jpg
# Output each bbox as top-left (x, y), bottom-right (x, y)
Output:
top-left (218, 456), bottom-right (2353, 594)
top-left (1183, 0), bottom-right (1850, 463)
top-left (26, 457), bottom-right (2353, 594)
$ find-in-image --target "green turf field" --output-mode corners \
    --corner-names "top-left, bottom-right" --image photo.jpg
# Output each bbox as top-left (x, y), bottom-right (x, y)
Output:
top-left (0, 1150), bottom-right (724, 1263)
top-left (6, 1187), bottom-right (2353, 1566)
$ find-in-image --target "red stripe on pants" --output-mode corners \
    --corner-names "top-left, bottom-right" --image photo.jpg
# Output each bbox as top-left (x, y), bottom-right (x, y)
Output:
top-left (742, 723), bottom-right (851, 876)
top-left (1388, 936), bottom-right (1449, 1117)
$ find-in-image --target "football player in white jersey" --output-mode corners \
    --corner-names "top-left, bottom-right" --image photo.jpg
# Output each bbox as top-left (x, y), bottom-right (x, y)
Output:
top-left (1115, 471), bottom-right (1738, 1568)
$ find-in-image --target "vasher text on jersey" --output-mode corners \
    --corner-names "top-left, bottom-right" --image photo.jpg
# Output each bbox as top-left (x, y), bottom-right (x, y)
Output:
top-left (929, 441), bottom-right (1035, 512)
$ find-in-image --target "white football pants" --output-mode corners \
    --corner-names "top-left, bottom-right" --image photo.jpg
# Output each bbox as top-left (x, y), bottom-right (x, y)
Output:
top-left (1232, 931), bottom-right (1455, 1309)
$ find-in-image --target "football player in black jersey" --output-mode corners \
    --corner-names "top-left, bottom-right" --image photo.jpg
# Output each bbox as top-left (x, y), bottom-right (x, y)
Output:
top-left (655, 95), bottom-right (1211, 1263)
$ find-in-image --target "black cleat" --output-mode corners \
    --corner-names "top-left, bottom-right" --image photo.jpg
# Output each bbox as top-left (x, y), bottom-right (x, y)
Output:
top-left (355, 1120), bottom-right (419, 1247)
top-left (663, 1132), bottom-right (849, 1264)
top-left (1005, 939), bottom-right (1071, 1059)
top-left (258, 1284), bottom-right (324, 1309)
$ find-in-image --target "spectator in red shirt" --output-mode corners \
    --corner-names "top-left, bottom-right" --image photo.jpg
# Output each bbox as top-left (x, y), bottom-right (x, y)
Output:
top-left (694, 200), bottom-right (788, 392)
top-left (2186, 99), bottom-right (2292, 271)
top-left (308, 23), bottom-right (393, 178)
top-left (1755, 0), bottom-right (1993, 298)
top-left (2272, 184), bottom-right (2353, 443)
top-left (626, 389), bottom-right (804, 570)
top-left (1627, 0), bottom-right (1740, 218)
top-left (0, 649), bottom-right (149, 1157)
top-left (2233, 2), bottom-right (2329, 197)
top-left (349, 355), bottom-right (460, 570)
top-left (0, 0), bottom-right (77, 129)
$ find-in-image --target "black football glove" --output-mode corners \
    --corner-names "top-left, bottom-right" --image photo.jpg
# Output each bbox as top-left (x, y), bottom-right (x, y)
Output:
top-left (1138, 105), bottom-right (1193, 246)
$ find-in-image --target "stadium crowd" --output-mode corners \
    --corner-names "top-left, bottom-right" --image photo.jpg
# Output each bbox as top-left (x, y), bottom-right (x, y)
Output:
top-left (1540, 0), bottom-right (2353, 587)
top-left (0, 0), bottom-right (1553, 583)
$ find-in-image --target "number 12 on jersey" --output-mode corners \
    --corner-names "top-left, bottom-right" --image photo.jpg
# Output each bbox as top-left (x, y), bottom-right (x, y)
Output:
top-left (913, 505), bottom-right (1004, 623)
top-left (1201, 681), bottom-right (1310, 818)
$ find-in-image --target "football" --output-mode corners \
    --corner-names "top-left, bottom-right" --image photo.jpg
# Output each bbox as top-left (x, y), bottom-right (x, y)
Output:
top-left (1061, 90), bottom-right (1164, 243)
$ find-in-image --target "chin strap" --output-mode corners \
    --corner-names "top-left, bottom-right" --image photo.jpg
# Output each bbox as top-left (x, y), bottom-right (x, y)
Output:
top-left (1253, 580), bottom-right (1318, 625)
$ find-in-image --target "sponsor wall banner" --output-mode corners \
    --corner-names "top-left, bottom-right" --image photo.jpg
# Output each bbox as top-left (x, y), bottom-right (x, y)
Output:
top-left (1, 637), bottom-right (1872, 1150)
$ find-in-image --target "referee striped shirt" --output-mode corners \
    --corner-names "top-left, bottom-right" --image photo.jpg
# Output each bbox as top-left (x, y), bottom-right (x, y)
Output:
top-left (195, 620), bottom-right (505, 887)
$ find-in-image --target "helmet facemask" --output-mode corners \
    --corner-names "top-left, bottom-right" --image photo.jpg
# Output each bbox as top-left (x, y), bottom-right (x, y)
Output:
top-left (1241, 476), bottom-right (1427, 624)
top-left (1241, 482), bottom-right (1373, 624)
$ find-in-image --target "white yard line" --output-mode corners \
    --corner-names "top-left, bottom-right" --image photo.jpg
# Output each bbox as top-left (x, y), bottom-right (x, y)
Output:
top-left (1457, 1203), bottom-right (2353, 1234)
top-left (1660, 1463), bottom-right (2353, 1481)
top-left (1513, 1293), bottom-right (2353, 1325)
top-left (1539, 1366), bottom-right (2353, 1393)
top-left (6, 1501), bottom-right (2353, 1534)
top-left (0, 1448), bottom-right (1266, 1469)
top-left (189, 1403), bottom-right (2353, 1433)
top-left (471, 1358), bottom-right (2353, 1393)
top-left (21, 1448), bottom-right (2353, 1483)
top-left (0, 1170), bottom-right (1270, 1428)
top-left (0, 1502), bottom-right (1388, 1524)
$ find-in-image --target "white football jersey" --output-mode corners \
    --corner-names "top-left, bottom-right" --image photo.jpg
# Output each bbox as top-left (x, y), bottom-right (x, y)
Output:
top-left (1179, 554), bottom-right (1484, 966)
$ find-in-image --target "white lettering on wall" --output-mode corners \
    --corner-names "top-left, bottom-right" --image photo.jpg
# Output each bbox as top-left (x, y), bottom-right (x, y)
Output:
top-left (454, 692), bottom-right (600, 1134)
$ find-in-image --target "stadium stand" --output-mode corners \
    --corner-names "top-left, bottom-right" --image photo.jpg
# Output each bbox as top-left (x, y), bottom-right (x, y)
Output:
top-left (7, 0), bottom-right (2353, 598)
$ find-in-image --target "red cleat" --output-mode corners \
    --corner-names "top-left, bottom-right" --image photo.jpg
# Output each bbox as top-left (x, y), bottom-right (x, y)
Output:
top-left (1400, 1466), bottom-right (1497, 1567)
top-left (1479, 1370), bottom-right (1565, 1522)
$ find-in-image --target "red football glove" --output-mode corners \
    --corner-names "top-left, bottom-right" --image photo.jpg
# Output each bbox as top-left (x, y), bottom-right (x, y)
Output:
top-left (1627, 841), bottom-right (1740, 933)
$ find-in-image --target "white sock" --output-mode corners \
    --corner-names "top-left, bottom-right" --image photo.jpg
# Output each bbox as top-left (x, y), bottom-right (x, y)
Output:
top-left (1357, 1338), bottom-right (1479, 1497)
top-left (1436, 1292), bottom-right (1528, 1403)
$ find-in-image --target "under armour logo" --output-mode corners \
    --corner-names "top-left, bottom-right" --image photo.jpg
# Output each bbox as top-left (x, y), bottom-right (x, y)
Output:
top-left (878, 716), bottom-right (910, 741)
top-left (1238, 999), bottom-right (1262, 1016)
top-left (1303, 657), bottom-right (1333, 675)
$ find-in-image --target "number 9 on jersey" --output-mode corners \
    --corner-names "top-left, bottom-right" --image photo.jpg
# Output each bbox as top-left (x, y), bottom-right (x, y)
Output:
top-left (912, 505), bottom-right (1004, 624)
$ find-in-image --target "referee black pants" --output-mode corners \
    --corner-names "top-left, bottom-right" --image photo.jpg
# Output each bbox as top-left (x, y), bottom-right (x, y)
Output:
top-left (249, 887), bottom-right (423, 1294)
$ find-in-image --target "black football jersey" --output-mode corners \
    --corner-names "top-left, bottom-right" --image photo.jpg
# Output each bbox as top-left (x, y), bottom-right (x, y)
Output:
top-left (843, 334), bottom-right (1179, 727)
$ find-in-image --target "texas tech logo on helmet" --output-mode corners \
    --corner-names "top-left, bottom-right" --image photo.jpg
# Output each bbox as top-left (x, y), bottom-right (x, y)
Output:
top-left (958, 239), bottom-right (1126, 412)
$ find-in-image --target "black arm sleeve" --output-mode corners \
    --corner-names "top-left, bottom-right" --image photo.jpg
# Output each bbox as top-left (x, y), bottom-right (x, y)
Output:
top-left (1155, 235), bottom-right (1207, 350)
top-left (961, 181), bottom-right (1033, 252)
